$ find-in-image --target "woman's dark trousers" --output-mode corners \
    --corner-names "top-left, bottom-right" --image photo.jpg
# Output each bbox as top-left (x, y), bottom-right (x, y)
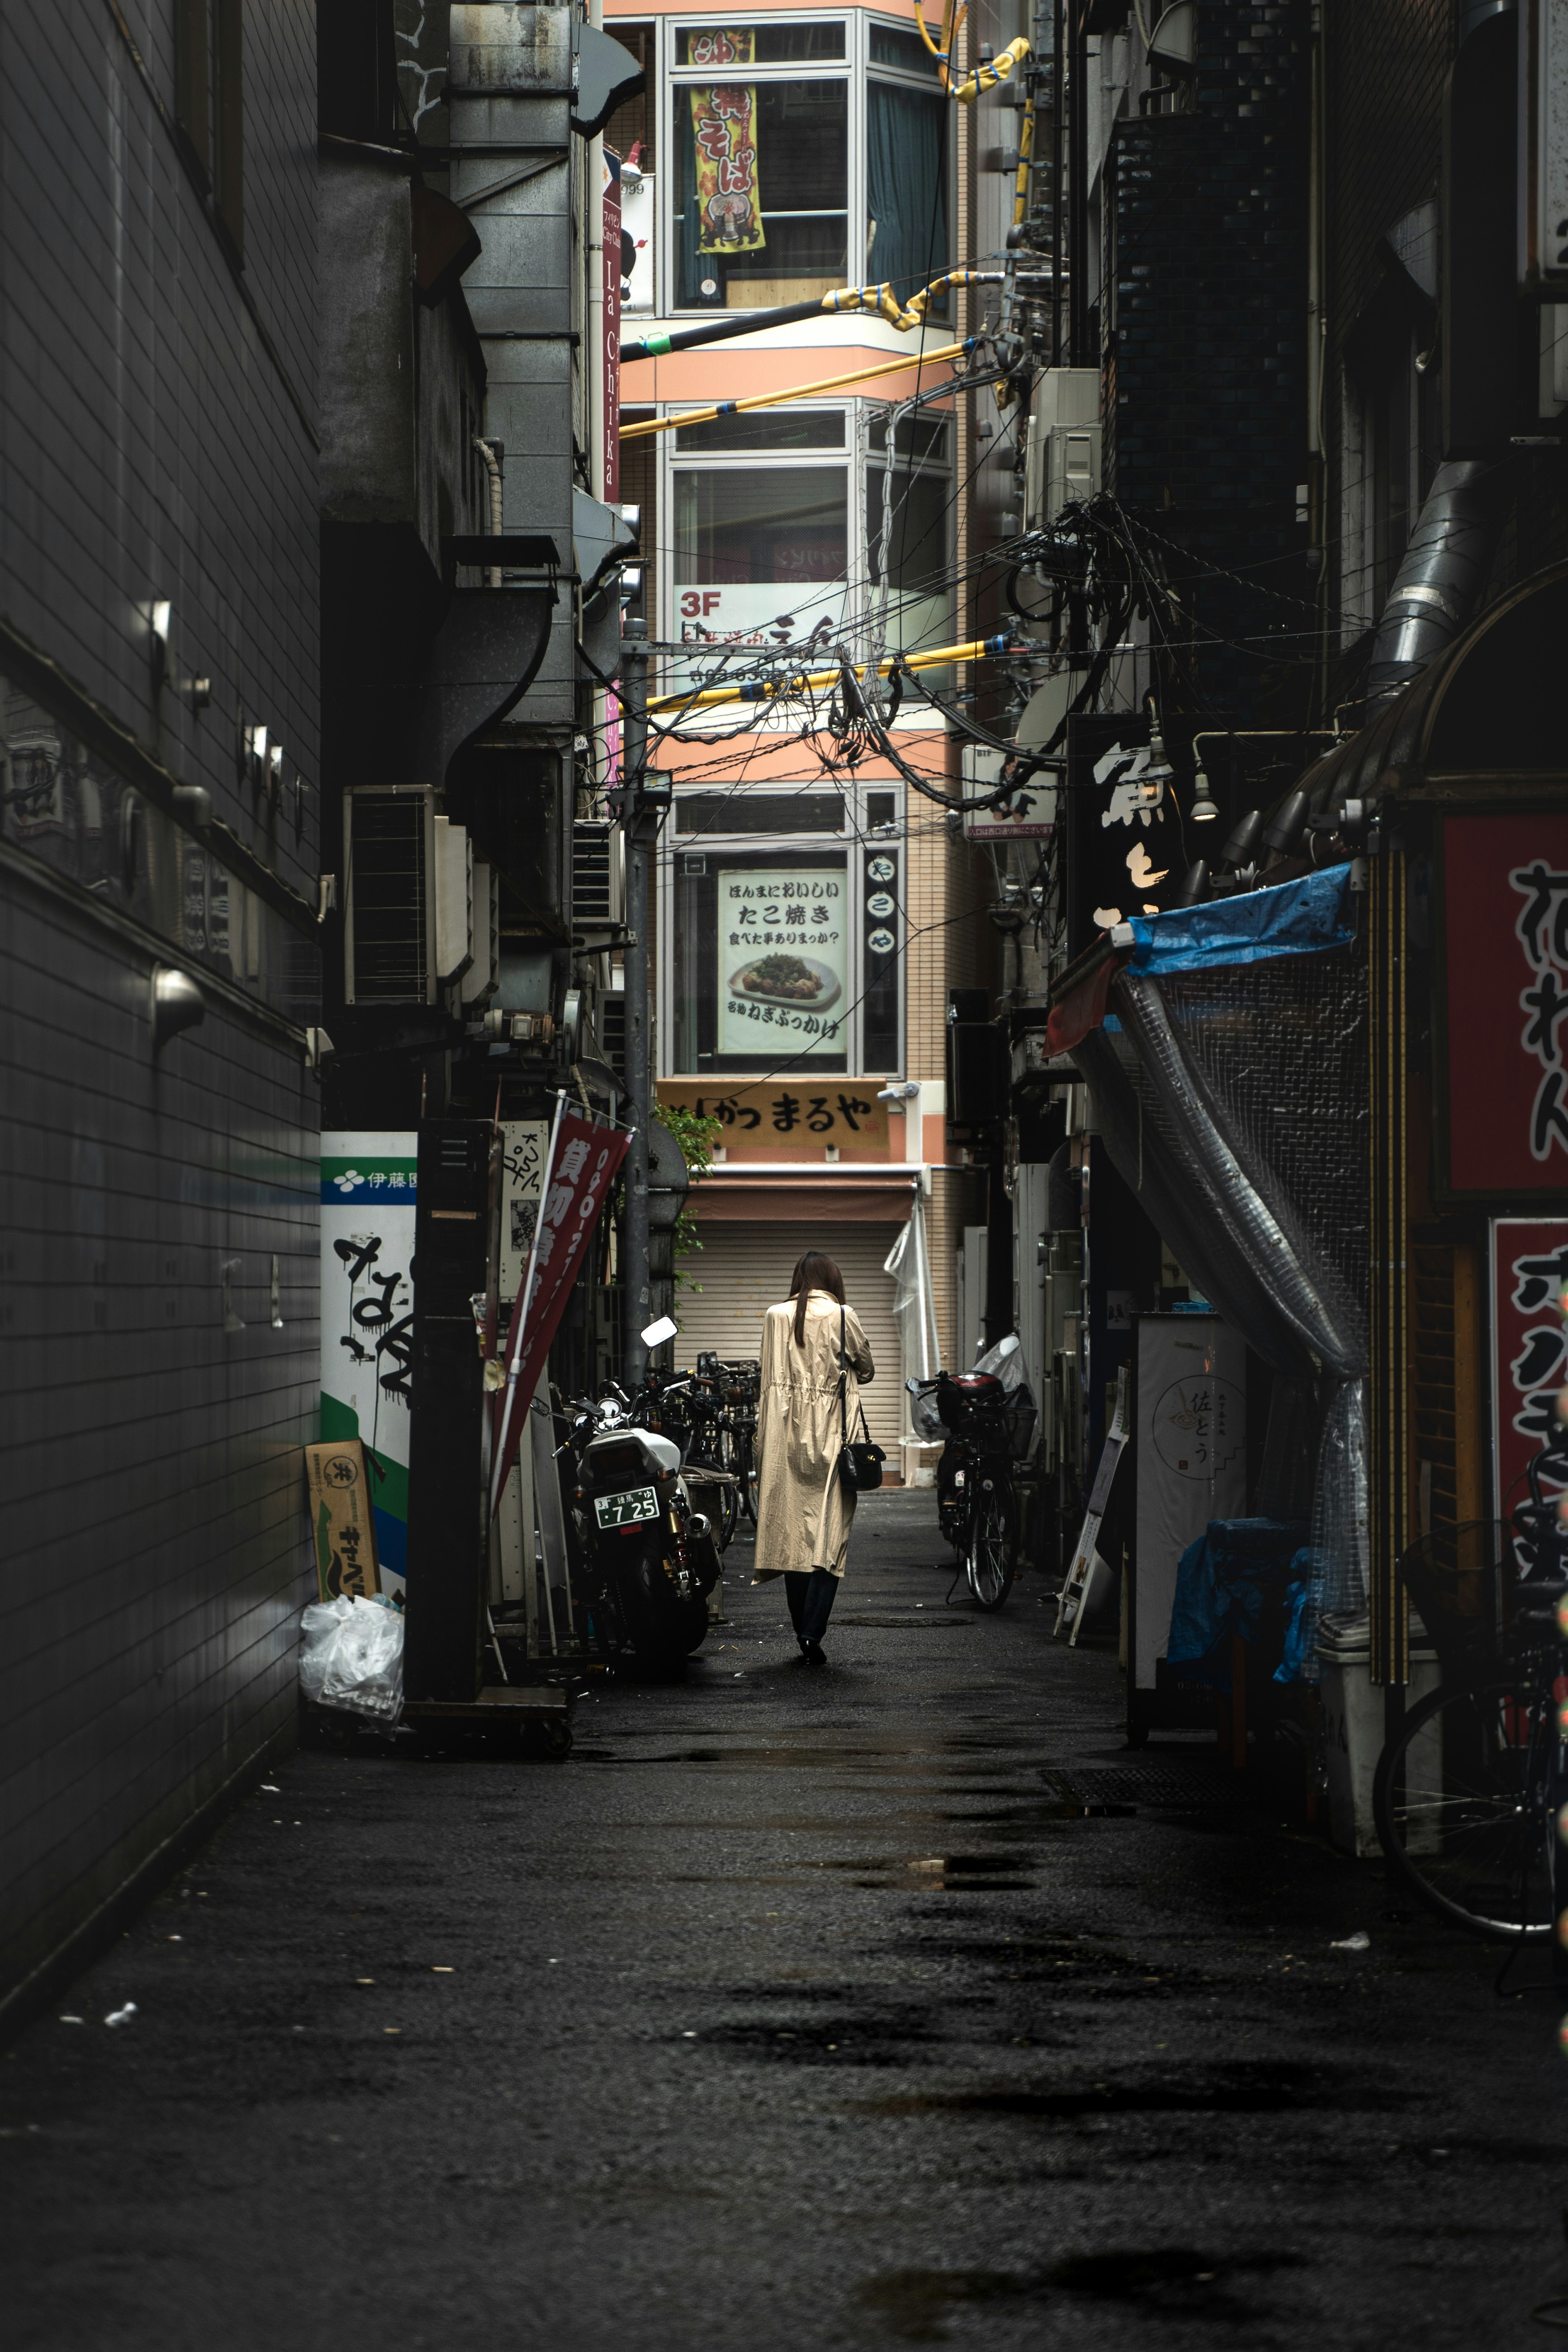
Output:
top-left (784, 1569), bottom-right (838, 1646)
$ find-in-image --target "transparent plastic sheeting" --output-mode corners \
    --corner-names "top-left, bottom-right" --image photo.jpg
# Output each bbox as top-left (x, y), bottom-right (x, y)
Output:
top-left (1071, 943), bottom-right (1370, 1677)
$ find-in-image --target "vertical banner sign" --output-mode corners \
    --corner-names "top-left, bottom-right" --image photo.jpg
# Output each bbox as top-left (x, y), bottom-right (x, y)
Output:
top-left (1063, 713), bottom-right (1185, 960)
top-left (490, 1112), bottom-right (631, 1512)
top-left (717, 867), bottom-right (846, 1057)
top-left (688, 30), bottom-right (764, 252)
top-left (603, 149), bottom-right (622, 503)
top-left (1442, 813), bottom-right (1568, 1192)
top-left (320, 1133), bottom-right (418, 1605)
top-left (1489, 1218), bottom-right (1568, 1522)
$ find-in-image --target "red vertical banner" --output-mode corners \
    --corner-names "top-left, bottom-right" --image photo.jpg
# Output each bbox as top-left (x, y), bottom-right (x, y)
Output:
top-left (489, 1112), bottom-right (630, 1513)
top-left (603, 151), bottom-right (622, 504)
top-left (1489, 1217), bottom-right (1568, 1521)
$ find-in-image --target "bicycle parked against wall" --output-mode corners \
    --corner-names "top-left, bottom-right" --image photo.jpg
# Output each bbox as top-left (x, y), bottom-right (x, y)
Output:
top-left (698, 1352), bottom-right (761, 1534)
top-left (1372, 1452), bottom-right (1568, 1946)
top-left (906, 1364), bottom-right (1037, 1612)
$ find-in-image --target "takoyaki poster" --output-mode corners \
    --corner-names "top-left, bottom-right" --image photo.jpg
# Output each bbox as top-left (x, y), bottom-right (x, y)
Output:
top-left (717, 867), bottom-right (846, 1056)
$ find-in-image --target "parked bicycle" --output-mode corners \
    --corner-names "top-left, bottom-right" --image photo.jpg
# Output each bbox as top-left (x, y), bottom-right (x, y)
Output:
top-left (906, 1361), bottom-right (1037, 1611)
top-left (698, 1351), bottom-right (760, 1532)
top-left (1372, 1452), bottom-right (1568, 1945)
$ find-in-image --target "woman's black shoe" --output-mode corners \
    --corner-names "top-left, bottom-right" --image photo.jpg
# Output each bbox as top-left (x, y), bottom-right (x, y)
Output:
top-left (803, 1641), bottom-right (828, 1668)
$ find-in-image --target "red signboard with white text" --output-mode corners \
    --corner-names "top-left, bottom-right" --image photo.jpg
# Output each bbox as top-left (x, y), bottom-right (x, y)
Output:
top-left (489, 1111), bottom-right (630, 1513)
top-left (1442, 812), bottom-right (1568, 1194)
top-left (1489, 1218), bottom-right (1568, 1522)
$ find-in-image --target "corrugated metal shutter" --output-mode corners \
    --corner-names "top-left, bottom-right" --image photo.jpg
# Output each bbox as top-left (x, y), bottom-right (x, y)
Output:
top-left (674, 1222), bottom-right (905, 1457)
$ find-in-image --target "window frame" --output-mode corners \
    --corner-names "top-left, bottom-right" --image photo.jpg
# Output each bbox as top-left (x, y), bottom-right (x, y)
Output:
top-left (659, 777), bottom-right (906, 1080)
top-left (655, 399), bottom-right (955, 717)
top-left (658, 13), bottom-right (950, 315)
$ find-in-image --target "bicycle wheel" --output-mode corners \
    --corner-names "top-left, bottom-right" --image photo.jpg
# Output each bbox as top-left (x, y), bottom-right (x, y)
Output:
top-left (966, 1475), bottom-right (1016, 1611)
top-left (710, 1430), bottom-right (741, 1550)
top-left (737, 1428), bottom-right (759, 1525)
top-left (1372, 1668), bottom-right (1558, 1940)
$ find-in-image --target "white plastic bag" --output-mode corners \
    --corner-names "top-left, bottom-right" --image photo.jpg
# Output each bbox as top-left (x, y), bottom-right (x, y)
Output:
top-left (298, 1594), bottom-right (404, 1723)
top-left (973, 1330), bottom-right (1026, 1389)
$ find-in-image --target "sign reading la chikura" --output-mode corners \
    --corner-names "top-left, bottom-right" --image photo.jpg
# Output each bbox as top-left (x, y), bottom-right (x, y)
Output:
top-left (1443, 812), bottom-right (1568, 1193)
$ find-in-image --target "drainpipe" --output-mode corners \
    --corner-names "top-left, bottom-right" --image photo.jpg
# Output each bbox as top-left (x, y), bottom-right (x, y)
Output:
top-left (1364, 457), bottom-right (1511, 707)
top-left (473, 436), bottom-right (504, 587)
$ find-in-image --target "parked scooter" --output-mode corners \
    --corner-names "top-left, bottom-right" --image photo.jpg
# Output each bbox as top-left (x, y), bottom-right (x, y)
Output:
top-left (562, 1316), bottom-right (719, 1675)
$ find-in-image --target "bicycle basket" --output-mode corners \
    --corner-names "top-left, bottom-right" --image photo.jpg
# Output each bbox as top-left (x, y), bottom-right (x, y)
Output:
top-left (1394, 1520), bottom-right (1516, 1682)
top-left (1000, 1381), bottom-right (1038, 1461)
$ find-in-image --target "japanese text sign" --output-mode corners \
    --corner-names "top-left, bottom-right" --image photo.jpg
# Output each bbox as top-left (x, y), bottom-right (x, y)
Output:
top-left (716, 865), bottom-right (846, 1057)
top-left (1443, 813), bottom-right (1568, 1194)
top-left (1489, 1218), bottom-right (1568, 1522)
top-left (688, 29), bottom-right (764, 253)
top-left (659, 1077), bottom-right (891, 1161)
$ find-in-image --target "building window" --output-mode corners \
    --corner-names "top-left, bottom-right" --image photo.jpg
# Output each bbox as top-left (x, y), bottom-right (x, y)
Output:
top-left (666, 16), bottom-right (948, 313)
top-left (657, 404), bottom-right (952, 709)
top-left (175, 0), bottom-right (244, 257)
top-left (666, 787), bottom-right (902, 1077)
top-left (866, 414), bottom-right (953, 663)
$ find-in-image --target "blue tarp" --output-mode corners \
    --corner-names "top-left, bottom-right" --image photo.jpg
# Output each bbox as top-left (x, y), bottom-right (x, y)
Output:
top-left (1165, 1518), bottom-right (1310, 1690)
top-left (1124, 866), bottom-right (1355, 974)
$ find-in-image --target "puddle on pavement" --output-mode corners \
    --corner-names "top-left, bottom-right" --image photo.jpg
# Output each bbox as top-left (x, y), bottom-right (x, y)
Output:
top-left (853, 2267), bottom-right (1028, 2342)
top-left (851, 2250), bottom-right (1301, 2341)
top-left (860, 2062), bottom-right (1403, 2118)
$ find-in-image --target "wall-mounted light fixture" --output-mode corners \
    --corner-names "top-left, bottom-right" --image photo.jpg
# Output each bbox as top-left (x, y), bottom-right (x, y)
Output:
top-left (151, 964), bottom-right (206, 1052)
top-left (150, 600), bottom-right (172, 689)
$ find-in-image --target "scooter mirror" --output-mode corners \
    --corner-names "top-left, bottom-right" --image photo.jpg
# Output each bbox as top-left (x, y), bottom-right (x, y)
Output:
top-left (640, 1315), bottom-right (679, 1349)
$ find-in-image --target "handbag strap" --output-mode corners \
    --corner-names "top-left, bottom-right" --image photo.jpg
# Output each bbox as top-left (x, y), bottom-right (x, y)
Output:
top-left (838, 1302), bottom-right (848, 1447)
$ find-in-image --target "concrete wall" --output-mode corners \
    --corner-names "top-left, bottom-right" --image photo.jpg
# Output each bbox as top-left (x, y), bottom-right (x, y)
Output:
top-left (0, 0), bottom-right (321, 2015)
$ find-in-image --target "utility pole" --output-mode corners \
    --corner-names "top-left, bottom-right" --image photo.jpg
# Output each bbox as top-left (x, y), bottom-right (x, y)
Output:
top-left (617, 636), bottom-right (670, 1389)
top-left (620, 636), bottom-right (652, 1389)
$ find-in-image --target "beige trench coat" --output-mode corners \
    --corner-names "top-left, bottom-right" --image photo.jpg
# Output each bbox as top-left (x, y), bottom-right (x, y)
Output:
top-left (752, 1294), bottom-right (875, 1581)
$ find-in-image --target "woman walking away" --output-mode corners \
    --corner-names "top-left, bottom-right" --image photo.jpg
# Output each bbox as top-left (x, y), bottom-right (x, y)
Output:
top-left (752, 1250), bottom-right (875, 1666)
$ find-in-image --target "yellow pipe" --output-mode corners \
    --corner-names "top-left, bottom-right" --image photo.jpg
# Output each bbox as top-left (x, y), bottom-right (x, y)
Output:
top-left (821, 268), bottom-right (993, 334)
top-left (646, 635), bottom-right (1013, 715)
top-left (618, 340), bottom-right (972, 442)
top-left (1013, 98), bottom-right (1035, 228)
top-left (951, 35), bottom-right (1031, 101)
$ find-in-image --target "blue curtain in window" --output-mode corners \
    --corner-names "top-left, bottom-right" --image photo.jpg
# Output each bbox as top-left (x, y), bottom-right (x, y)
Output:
top-left (866, 84), bottom-right (948, 295)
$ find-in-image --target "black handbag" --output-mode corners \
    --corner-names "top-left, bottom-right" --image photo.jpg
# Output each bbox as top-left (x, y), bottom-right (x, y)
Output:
top-left (837, 1304), bottom-right (886, 1495)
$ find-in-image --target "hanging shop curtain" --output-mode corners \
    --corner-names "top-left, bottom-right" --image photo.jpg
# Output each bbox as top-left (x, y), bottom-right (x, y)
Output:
top-left (688, 29), bottom-right (764, 253)
top-left (866, 82), bottom-right (948, 293)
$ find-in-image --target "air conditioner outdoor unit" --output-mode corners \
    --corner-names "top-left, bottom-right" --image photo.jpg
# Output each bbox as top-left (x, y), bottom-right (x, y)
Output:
top-left (572, 818), bottom-right (626, 936)
top-left (463, 858), bottom-right (500, 1007)
top-left (433, 814), bottom-right (474, 987)
top-left (1024, 368), bottom-right (1102, 528)
top-left (343, 785), bottom-right (437, 1005)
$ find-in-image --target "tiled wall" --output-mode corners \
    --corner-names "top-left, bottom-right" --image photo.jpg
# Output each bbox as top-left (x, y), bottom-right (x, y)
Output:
top-left (0, 1), bottom-right (321, 2013)
top-left (0, 0), bottom-right (320, 904)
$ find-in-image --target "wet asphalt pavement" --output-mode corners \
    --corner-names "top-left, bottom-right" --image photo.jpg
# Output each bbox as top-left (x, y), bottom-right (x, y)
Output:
top-left (3, 1487), bottom-right (1568, 2349)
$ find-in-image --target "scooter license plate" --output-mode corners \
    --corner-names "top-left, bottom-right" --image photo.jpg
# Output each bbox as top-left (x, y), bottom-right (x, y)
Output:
top-left (595, 1484), bottom-right (660, 1529)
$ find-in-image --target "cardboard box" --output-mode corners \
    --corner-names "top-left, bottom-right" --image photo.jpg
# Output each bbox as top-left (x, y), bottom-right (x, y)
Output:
top-left (304, 1440), bottom-right (382, 1601)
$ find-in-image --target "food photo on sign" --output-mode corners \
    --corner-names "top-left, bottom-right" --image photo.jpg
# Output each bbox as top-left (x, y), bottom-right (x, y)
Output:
top-left (716, 867), bottom-right (846, 1054)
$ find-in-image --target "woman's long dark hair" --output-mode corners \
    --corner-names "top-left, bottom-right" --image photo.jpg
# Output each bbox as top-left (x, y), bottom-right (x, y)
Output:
top-left (789, 1250), bottom-right (845, 1345)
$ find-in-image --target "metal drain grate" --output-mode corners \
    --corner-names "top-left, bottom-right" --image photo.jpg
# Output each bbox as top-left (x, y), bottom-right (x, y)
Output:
top-left (1044, 1765), bottom-right (1241, 1812)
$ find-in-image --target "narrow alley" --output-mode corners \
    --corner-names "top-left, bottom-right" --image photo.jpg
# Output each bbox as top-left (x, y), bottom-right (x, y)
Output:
top-left (2, 1492), bottom-right (1562, 2350)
